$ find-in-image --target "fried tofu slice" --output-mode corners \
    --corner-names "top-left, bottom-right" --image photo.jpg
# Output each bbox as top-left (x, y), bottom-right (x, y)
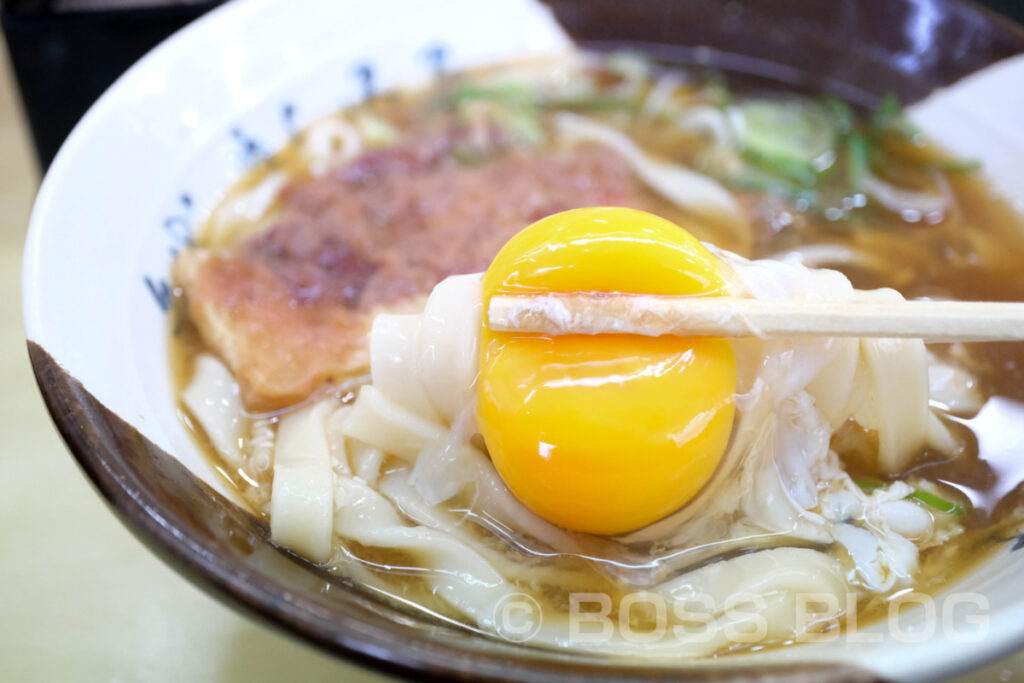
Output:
top-left (175, 141), bottom-right (670, 411)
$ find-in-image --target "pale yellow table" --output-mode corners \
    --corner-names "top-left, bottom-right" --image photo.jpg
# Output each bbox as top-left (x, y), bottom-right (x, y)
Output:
top-left (0, 41), bottom-right (1016, 683)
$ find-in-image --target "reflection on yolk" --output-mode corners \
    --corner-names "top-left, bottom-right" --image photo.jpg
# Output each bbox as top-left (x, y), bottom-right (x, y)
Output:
top-left (477, 207), bottom-right (737, 535)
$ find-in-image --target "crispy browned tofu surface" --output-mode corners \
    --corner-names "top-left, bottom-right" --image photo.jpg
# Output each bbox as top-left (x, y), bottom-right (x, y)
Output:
top-left (175, 138), bottom-right (671, 411)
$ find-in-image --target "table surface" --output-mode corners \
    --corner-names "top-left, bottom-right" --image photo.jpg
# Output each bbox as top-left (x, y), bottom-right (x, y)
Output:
top-left (0, 38), bottom-right (1019, 683)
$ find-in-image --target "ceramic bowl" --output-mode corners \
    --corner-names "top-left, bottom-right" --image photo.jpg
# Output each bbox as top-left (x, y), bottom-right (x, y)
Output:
top-left (22, 0), bottom-right (1024, 679)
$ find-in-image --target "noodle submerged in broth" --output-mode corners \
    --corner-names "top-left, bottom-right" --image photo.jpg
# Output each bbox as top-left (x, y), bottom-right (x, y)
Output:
top-left (170, 53), bottom-right (1024, 655)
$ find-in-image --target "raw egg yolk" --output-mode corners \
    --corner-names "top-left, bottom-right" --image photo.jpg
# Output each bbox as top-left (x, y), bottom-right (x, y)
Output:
top-left (477, 207), bottom-right (737, 535)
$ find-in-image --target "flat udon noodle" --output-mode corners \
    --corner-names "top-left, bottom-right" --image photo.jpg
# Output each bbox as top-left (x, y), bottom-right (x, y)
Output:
top-left (347, 250), bottom-right (964, 576)
top-left (332, 409), bottom-right (852, 653)
top-left (183, 250), bottom-right (973, 651)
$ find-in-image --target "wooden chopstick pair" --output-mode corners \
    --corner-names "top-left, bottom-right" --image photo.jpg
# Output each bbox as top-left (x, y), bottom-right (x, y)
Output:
top-left (487, 293), bottom-right (1024, 343)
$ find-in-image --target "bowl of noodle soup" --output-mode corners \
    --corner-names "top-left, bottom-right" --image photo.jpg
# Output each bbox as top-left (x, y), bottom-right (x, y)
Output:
top-left (22, 0), bottom-right (1024, 679)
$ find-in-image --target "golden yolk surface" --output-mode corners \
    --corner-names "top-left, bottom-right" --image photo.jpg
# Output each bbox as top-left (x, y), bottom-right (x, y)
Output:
top-left (477, 207), bottom-right (737, 535)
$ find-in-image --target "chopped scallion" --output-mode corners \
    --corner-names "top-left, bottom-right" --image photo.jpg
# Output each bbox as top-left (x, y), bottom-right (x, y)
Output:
top-left (444, 83), bottom-right (536, 107)
top-left (846, 131), bottom-right (869, 191)
top-left (822, 95), bottom-right (854, 135)
top-left (741, 148), bottom-right (820, 188)
top-left (853, 478), bottom-right (968, 515)
top-left (871, 93), bottom-right (921, 139)
top-left (872, 93), bottom-right (901, 129)
top-left (738, 99), bottom-right (838, 172)
top-left (906, 489), bottom-right (969, 516)
top-left (853, 476), bottom-right (885, 491)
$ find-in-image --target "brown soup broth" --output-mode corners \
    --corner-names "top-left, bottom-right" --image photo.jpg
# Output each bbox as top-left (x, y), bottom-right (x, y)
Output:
top-left (170, 56), bottom-right (1024, 650)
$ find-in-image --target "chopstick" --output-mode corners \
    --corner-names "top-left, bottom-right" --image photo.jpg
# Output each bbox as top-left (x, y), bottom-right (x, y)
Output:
top-left (487, 293), bottom-right (1024, 342)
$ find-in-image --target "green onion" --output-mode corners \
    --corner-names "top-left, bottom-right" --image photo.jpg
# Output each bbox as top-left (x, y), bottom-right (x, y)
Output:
top-left (441, 82), bottom-right (636, 113)
top-left (861, 116), bottom-right (980, 178)
top-left (437, 82), bottom-right (550, 149)
top-left (822, 95), bottom-right (854, 135)
top-left (490, 106), bottom-right (546, 146)
top-left (872, 93), bottom-right (901, 128)
top-left (846, 130), bottom-right (869, 191)
top-left (871, 93), bottom-right (921, 139)
top-left (854, 477), bottom-right (968, 515)
top-left (743, 150), bottom-right (820, 188)
top-left (443, 83), bottom-right (536, 107)
top-left (906, 489), bottom-right (969, 516)
top-left (853, 476), bottom-right (885, 491)
top-left (739, 99), bottom-right (838, 168)
top-left (733, 98), bottom-right (839, 193)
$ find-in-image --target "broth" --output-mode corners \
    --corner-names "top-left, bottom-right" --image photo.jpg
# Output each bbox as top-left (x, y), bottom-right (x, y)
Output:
top-left (170, 54), bottom-right (1024, 654)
